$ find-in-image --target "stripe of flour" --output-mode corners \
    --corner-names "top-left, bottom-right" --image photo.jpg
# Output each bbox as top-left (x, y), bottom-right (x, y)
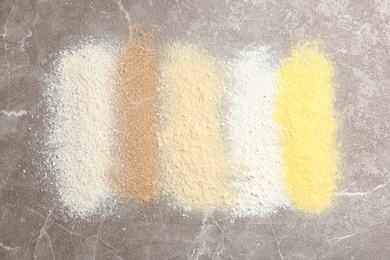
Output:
top-left (226, 46), bottom-right (289, 217)
top-left (275, 41), bottom-right (339, 213)
top-left (158, 42), bottom-right (238, 212)
top-left (46, 42), bottom-right (115, 218)
top-left (109, 28), bottom-right (160, 203)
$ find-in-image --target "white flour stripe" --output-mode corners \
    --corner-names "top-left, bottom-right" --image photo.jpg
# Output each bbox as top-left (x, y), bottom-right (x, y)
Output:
top-left (46, 43), bottom-right (115, 218)
top-left (226, 46), bottom-right (289, 216)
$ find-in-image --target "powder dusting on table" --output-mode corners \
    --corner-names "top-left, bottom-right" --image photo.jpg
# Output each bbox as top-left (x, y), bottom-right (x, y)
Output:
top-left (158, 42), bottom-right (238, 211)
top-left (275, 41), bottom-right (339, 213)
top-left (45, 42), bottom-right (115, 218)
top-left (109, 28), bottom-right (160, 203)
top-left (226, 46), bottom-right (289, 217)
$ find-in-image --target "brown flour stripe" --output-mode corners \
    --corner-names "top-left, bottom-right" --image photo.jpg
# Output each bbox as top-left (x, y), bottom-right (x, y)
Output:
top-left (109, 28), bottom-right (160, 203)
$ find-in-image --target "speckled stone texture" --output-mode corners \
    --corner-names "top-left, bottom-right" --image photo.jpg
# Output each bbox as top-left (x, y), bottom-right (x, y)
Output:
top-left (1, 0), bottom-right (389, 259)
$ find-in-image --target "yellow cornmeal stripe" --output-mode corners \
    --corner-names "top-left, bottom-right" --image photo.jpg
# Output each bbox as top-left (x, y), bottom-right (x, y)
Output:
top-left (275, 41), bottom-right (339, 213)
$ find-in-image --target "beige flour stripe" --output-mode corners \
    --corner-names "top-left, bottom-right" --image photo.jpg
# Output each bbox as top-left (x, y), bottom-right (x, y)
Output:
top-left (158, 42), bottom-right (238, 211)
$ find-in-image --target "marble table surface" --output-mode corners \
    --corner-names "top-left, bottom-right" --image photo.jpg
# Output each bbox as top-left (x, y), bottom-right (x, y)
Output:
top-left (1, 0), bottom-right (390, 259)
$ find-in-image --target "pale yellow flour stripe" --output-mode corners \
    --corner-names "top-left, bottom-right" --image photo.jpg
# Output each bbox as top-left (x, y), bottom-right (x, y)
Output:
top-left (275, 41), bottom-right (339, 213)
top-left (158, 43), bottom-right (238, 211)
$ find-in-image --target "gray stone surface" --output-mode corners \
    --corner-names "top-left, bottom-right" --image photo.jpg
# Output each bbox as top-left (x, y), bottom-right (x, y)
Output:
top-left (1, 0), bottom-right (390, 259)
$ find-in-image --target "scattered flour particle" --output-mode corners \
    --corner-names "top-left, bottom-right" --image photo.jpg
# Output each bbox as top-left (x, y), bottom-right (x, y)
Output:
top-left (0, 110), bottom-right (28, 117)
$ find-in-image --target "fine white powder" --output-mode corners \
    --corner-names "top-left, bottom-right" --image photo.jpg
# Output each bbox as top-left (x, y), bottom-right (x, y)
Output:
top-left (45, 43), bottom-right (116, 218)
top-left (226, 46), bottom-right (290, 217)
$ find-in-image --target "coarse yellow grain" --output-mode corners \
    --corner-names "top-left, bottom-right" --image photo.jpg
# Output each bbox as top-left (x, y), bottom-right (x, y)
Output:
top-left (158, 42), bottom-right (238, 211)
top-left (275, 41), bottom-right (339, 213)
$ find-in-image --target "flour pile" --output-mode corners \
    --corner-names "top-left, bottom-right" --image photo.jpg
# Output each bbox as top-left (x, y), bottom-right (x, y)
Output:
top-left (109, 28), bottom-right (160, 203)
top-left (158, 43), bottom-right (239, 211)
top-left (45, 42), bottom-right (116, 218)
top-left (275, 41), bottom-right (338, 213)
top-left (226, 46), bottom-right (289, 217)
